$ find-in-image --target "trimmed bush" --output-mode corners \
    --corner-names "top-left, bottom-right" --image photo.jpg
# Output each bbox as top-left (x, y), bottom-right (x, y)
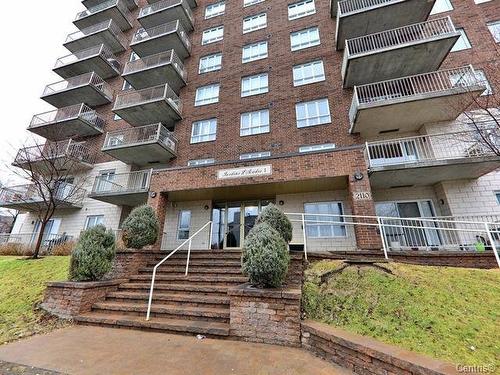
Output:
top-left (242, 222), bottom-right (290, 288)
top-left (121, 205), bottom-right (159, 249)
top-left (256, 203), bottom-right (293, 243)
top-left (69, 225), bottom-right (116, 282)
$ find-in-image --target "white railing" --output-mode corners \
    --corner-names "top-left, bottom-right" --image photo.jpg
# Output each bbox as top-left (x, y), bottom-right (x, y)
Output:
top-left (366, 129), bottom-right (499, 167)
top-left (42, 72), bottom-right (113, 101)
top-left (65, 19), bottom-right (127, 47)
top-left (29, 104), bottom-right (106, 132)
top-left (338, 0), bottom-right (397, 15)
top-left (113, 83), bottom-right (182, 113)
top-left (76, 0), bottom-right (133, 25)
top-left (54, 44), bottom-right (121, 72)
top-left (139, 0), bottom-right (194, 24)
top-left (123, 49), bottom-right (186, 80)
top-left (346, 17), bottom-right (457, 56)
top-left (14, 140), bottom-right (96, 166)
top-left (103, 123), bottom-right (178, 154)
top-left (147, 221), bottom-right (213, 320)
top-left (131, 20), bottom-right (191, 50)
top-left (0, 183), bottom-right (87, 207)
top-left (91, 170), bottom-right (152, 195)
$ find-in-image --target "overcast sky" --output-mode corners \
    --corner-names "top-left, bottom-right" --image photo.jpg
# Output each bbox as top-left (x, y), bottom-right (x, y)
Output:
top-left (0, 0), bottom-right (81, 186)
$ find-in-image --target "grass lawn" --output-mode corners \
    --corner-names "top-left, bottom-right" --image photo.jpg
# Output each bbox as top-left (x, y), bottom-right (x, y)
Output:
top-left (303, 261), bottom-right (500, 367)
top-left (0, 256), bottom-right (70, 344)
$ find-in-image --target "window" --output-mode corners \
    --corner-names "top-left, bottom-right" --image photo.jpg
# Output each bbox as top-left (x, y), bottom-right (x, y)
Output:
top-left (177, 210), bottom-right (191, 240)
top-left (96, 170), bottom-right (116, 192)
top-left (243, 13), bottom-right (267, 33)
top-left (487, 21), bottom-right (500, 43)
top-left (85, 215), bottom-right (104, 230)
top-left (451, 28), bottom-right (472, 51)
top-left (241, 73), bottom-right (268, 97)
top-left (430, 0), bottom-right (453, 14)
top-left (195, 84), bottom-right (220, 106)
top-left (244, 0), bottom-right (264, 6)
top-left (202, 26), bottom-right (224, 45)
top-left (293, 60), bottom-right (325, 86)
top-left (474, 0), bottom-right (491, 3)
top-left (114, 114), bottom-right (122, 121)
top-left (296, 98), bottom-right (331, 128)
top-left (240, 151), bottom-right (271, 160)
top-left (475, 69), bottom-right (493, 96)
top-left (495, 192), bottom-right (500, 204)
top-left (304, 202), bottom-right (346, 238)
top-left (205, 1), bottom-right (225, 19)
top-left (188, 158), bottom-right (215, 166)
top-left (240, 109), bottom-right (270, 136)
top-left (191, 119), bottom-right (217, 143)
top-left (299, 143), bottom-right (335, 153)
top-left (199, 53), bottom-right (222, 74)
top-left (290, 27), bottom-right (320, 51)
top-left (242, 41), bottom-right (268, 63)
top-left (288, 0), bottom-right (316, 20)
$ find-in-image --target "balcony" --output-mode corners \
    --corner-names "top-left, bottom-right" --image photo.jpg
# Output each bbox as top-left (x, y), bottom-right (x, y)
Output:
top-left (83, 0), bottom-right (138, 11)
top-left (64, 20), bottom-right (127, 54)
top-left (342, 17), bottom-right (460, 88)
top-left (138, 0), bottom-right (194, 31)
top-left (53, 44), bottom-right (121, 80)
top-left (335, 0), bottom-right (435, 50)
top-left (89, 170), bottom-right (152, 206)
top-left (0, 184), bottom-right (86, 211)
top-left (147, 0), bottom-right (196, 9)
top-left (349, 66), bottom-right (487, 137)
top-left (41, 72), bottom-right (113, 108)
top-left (367, 130), bottom-right (500, 188)
top-left (131, 21), bottom-right (191, 59)
top-left (74, 0), bottom-right (133, 31)
top-left (122, 50), bottom-right (186, 91)
top-left (102, 123), bottom-right (178, 167)
top-left (28, 104), bottom-right (106, 141)
top-left (113, 84), bottom-right (182, 126)
top-left (13, 140), bottom-right (96, 172)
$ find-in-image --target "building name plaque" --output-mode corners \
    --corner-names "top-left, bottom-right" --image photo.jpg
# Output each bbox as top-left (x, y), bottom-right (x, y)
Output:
top-left (217, 165), bottom-right (272, 180)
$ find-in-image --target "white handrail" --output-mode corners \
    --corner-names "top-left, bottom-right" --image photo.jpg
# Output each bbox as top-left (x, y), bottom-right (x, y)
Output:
top-left (146, 221), bottom-right (212, 320)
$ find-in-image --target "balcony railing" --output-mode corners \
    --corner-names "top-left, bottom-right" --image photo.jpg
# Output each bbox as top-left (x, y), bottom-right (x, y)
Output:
top-left (103, 123), bottom-right (178, 153)
top-left (42, 72), bottom-right (113, 101)
top-left (65, 19), bottom-right (127, 47)
top-left (0, 183), bottom-right (86, 207)
top-left (54, 44), bottom-right (121, 72)
top-left (366, 129), bottom-right (500, 168)
top-left (346, 17), bottom-right (456, 56)
top-left (123, 49), bottom-right (186, 80)
top-left (131, 20), bottom-right (191, 50)
top-left (91, 170), bottom-right (152, 195)
top-left (139, 0), bottom-right (194, 23)
top-left (114, 84), bottom-right (182, 113)
top-left (29, 104), bottom-right (106, 132)
top-left (76, 0), bottom-right (133, 25)
top-left (14, 140), bottom-right (96, 166)
top-left (338, 0), bottom-right (399, 15)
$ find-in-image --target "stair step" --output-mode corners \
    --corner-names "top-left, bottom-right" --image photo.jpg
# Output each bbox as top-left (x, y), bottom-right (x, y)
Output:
top-left (75, 313), bottom-right (229, 337)
top-left (146, 260), bottom-right (242, 267)
top-left (118, 283), bottom-right (232, 295)
top-left (153, 251), bottom-right (242, 261)
top-left (139, 267), bottom-right (243, 275)
top-left (129, 274), bottom-right (248, 284)
top-left (107, 291), bottom-right (230, 305)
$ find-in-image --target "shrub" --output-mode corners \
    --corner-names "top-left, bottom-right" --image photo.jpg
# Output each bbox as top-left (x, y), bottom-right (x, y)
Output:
top-left (256, 204), bottom-right (293, 243)
top-left (69, 225), bottom-right (116, 282)
top-left (121, 205), bottom-right (159, 249)
top-left (0, 243), bottom-right (34, 256)
top-left (51, 241), bottom-right (75, 256)
top-left (242, 223), bottom-right (290, 288)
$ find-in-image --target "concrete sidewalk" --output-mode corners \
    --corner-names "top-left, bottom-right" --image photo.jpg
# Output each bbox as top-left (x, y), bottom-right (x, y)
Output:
top-left (0, 326), bottom-right (351, 375)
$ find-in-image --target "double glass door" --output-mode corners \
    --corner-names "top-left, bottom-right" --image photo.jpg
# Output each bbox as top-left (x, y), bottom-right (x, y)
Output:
top-left (211, 200), bottom-right (273, 249)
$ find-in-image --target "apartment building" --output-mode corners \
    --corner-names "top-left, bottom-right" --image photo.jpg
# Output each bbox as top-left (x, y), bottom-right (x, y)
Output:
top-left (2, 0), bottom-right (499, 252)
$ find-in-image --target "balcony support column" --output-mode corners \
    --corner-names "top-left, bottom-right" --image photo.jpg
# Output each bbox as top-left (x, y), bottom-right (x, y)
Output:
top-left (147, 182), bottom-right (168, 249)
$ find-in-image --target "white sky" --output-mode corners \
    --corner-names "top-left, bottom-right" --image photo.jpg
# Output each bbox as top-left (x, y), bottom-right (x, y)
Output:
top-left (0, 0), bottom-right (81, 186)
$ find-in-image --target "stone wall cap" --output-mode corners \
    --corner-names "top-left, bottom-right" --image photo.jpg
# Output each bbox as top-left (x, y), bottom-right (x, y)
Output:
top-left (115, 249), bottom-right (163, 255)
top-left (228, 283), bottom-right (301, 299)
top-left (46, 279), bottom-right (126, 289)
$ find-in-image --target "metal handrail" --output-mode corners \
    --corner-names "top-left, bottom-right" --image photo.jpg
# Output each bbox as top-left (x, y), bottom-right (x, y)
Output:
top-left (30, 104), bottom-right (106, 131)
top-left (146, 221), bottom-right (213, 320)
top-left (131, 20), bottom-right (191, 50)
top-left (42, 72), bottom-right (113, 100)
top-left (65, 19), bottom-right (127, 47)
top-left (338, 0), bottom-right (398, 15)
top-left (91, 169), bottom-right (152, 194)
top-left (14, 140), bottom-right (96, 166)
top-left (123, 49), bottom-right (186, 80)
top-left (139, 0), bottom-right (194, 24)
top-left (54, 44), bottom-right (121, 71)
top-left (0, 183), bottom-right (87, 206)
top-left (76, 0), bottom-right (133, 25)
top-left (103, 123), bottom-right (178, 153)
top-left (113, 83), bottom-right (182, 113)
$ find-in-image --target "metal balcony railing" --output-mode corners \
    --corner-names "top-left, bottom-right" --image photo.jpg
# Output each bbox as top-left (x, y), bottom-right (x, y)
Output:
top-left (338, 0), bottom-right (399, 15)
top-left (91, 170), bottom-right (152, 195)
top-left (114, 84), bottom-right (182, 113)
top-left (65, 19), bottom-right (127, 46)
top-left (29, 104), bottom-right (106, 132)
top-left (131, 20), bottom-right (191, 50)
top-left (42, 72), bottom-right (113, 101)
top-left (123, 49), bottom-right (186, 80)
top-left (103, 123), bottom-right (178, 153)
top-left (76, 0), bottom-right (133, 25)
top-left (0, 183), bottom-right (86, 207)
top-left (346, 17), bottom-right (457, 56)
top-left (139, 0), bottom-right (194, 24)
top-left (366, 129), bottom-right (500, 168)
top-left (14, 140), bottom-right (96, 166)
top-left (54, 44), bottom-right (121, 72)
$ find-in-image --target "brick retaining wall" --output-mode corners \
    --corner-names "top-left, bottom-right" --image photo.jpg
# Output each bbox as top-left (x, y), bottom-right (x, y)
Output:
top-left (105, 250), bottom-right (159, 280)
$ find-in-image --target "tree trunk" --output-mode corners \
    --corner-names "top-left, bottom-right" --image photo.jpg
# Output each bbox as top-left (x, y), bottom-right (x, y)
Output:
top-left (32, 221), bottom-right (48, 259)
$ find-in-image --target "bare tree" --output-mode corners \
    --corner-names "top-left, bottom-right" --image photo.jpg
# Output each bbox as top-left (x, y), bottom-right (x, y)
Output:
top-left (3, 139), bottom-right (92, 258)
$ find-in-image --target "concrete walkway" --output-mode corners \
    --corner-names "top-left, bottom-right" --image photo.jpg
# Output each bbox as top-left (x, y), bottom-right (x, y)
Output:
top-left (0, 327), bottom-right (351, 375)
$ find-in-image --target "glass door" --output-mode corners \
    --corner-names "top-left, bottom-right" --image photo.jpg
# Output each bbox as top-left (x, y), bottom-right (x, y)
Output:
top-left (226, 204), bottom-right (241, 248)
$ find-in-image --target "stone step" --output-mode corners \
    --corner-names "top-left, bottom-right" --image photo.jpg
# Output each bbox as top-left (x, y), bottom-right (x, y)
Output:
top-left (107, 291), bottom-right (230, 307)
top-left (75, 312), bottom-right (230, 337)
top-left (146, 259), bottom-right (242, 267)
top-left (129, 274), bottom-right (248, 284)
top-left (138, 267), bottom-right (243, 275)
top-left (118, 282), bottom-right (232, 295)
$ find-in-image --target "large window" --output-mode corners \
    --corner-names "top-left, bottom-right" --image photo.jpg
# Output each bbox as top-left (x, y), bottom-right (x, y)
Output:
top-left (199, 53), bottom-right (222, 74)
top-left (240, 109), bottom-right (270, 136)
top-left (241, 73), bottom-right (269, 97)
top-left (304, 202), bottom-right (346, 238)
top-left (430, 0), bottom-right (453, 14)
top-left (242, 41), bottom-right (268, 63)
top-left (205, 1), bottom-right (225, 19)
top-left (296, 98), bottom-right (331, 128)
top-left (191, 119), bottom-right (217, 143)
top-left (177, 210), bottom-right (191, 240)
top-left (243, 13), bottom-right (267, 33)
top-left (487, 21), bottom-right (500, 43)
top-left (451, 28), bottom-right (472, 52)
top-left (188, 158), bottom-right (215, 166)
top-left (195, 84), bottom-right (220, 106)
top-left (288, 0), bottom-right (316, 20)
top-left (202, 26), bottom-right (224, 45)
top-left (293, 60), bottom-right (325, 86)
top-left (290, 27), bottom-right (320, 51)
top-left (85, 215), bottom-right (104, 230)
top-left (299, 143), bottom-right (335, 153)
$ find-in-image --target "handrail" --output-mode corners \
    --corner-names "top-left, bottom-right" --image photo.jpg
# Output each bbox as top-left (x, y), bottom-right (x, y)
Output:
top-left (65, 19), bottom-right (126, 46)
top-left (30, 104), bottom-right (106, 131)
top-left (139, 0), bottom-right (194, 24)
top-left (131, 20), bottom-right (191, 50)
top-left (338, 0), bottom-right (398, 15)
top-left (54, 44), bottom-right (121, 72)
top-left (146, 221), bottom-right (213, 320)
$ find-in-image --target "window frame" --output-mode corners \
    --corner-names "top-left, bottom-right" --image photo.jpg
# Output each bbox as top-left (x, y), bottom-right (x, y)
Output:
top-left (299, 143), bottom-right (336, 153)
top-left (242, 40), bottom-right (268, 63)
top-left (191, 118), bottom-right (218, 144)
top-left (85, 215), bottom-right (104, 230)
top-left (486, 20), bottom-right (500, 43)
top-left (187, 158), bottom-right (215, 166)
top-left (244, 0), bottom-right (264, 6)
top-left (195, 83), bottom-right (220, 106)
top-left (430, 0), bottom-right (453, 15)
top-left (292, 60), bottom-right (325, 86)
top-left (241, 73), bottom-right (269, 97)
top-left (295, 98), bottom-right (331, 128)
top-left (451, 28), bottom-right (472, 52)
top-left (239, 151), bottom-right (271, 160)
top-left (243, 13), bottom-right (267, 34)
top-left (304, 202), bottom-right (347, 238)
top-left (240, 109), bottom-right (270, 136)
top-left (202, 25), bottom-right (224, 45)
top-left (288, 0), bottom-right (316, 20)
top-left (177, 210), bottom-right (192, 240)
top-left (290, 26), bottom-right (321, 51)
top-left (199, 53), bottom-right (223, 74)
top-left (205, 1), bottom-right (225, 19)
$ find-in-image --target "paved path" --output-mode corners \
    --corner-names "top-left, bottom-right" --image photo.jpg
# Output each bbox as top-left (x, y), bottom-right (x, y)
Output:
top-left (0, 326), bottom-right (351, 375)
